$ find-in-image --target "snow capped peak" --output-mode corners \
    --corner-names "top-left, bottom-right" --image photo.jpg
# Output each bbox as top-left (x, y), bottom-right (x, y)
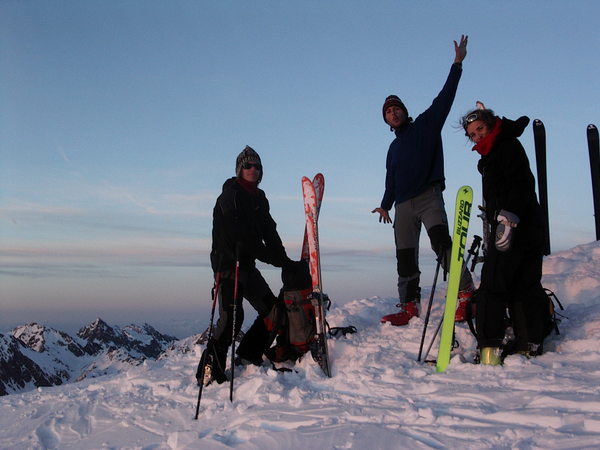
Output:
top-left (122, 323), bottom-right (176, 345)
top-left (77, 318), bottom-right (116, 341)
top-left (12, 323), bottom-right (47, 352)
top-left (11, 323), bottom-right (83, 354)
top-left (1, 319), bottom-right (176, 396)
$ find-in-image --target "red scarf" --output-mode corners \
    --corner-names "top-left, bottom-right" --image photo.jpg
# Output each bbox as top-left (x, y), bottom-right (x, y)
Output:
top-left (236, 177), bottom-right (258, 194)
top-left (472, 117), bottom-right (502, 156)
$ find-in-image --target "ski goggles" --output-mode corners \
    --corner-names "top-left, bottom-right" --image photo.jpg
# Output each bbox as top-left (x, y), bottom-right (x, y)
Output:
top-left (463, 111), bottom-right (481, 127)
top-left (462, 111), bottom-right (484, 128)
top-left (242, 162), bottom-right (262, 170)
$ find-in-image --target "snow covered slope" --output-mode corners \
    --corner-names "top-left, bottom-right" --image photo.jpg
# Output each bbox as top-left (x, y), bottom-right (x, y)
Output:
top-left (1, 242), bottom-right (600, 448)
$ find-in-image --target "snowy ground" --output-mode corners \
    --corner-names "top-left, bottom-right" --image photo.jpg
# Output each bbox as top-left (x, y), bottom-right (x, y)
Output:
top-left (2, 242), bottom-right (600, 449)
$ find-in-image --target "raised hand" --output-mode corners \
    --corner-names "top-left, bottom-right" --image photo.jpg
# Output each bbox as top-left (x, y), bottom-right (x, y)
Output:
top-left (454, 34), bottom-right (468, 64)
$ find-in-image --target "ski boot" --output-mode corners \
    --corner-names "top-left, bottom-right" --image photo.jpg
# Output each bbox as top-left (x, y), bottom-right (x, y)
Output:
top-left (381, 300), bottom-right (419, 326)
top-left (480, 347), bottom-right (502, 366)
top-left (199, 340), bottom-right (229, 385)
top-left (196, 350), bottom-right (214, 387)
top-left (516, 342), bottom-right (543, 358)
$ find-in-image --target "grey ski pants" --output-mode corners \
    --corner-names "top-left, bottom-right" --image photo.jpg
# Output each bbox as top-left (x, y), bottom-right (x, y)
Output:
top-left (393, 183), bottom-right (473, 302)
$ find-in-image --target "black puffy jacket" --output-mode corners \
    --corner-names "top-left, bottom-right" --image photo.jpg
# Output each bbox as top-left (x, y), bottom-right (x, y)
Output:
top-left (477, 116), bottom-right (543, 248)
top-left (210, 178), bottom-right (288, 274)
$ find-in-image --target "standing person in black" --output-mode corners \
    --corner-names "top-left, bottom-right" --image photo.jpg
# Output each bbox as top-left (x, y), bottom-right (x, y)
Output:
top-left (200, 146), bottom-right (291, 384)
top-left (462, 106), bottom-right (548, 365)
top-left (372, 35), bottom-right (474, 326)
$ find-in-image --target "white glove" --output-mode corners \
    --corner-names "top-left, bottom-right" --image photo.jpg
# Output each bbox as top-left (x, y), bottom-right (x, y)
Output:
top-left (495, 210), bottom-right (520, 252)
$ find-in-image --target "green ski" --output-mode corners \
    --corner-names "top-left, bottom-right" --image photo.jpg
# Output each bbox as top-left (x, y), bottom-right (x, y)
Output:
top-left (436, 185), bottom-right (473, 373)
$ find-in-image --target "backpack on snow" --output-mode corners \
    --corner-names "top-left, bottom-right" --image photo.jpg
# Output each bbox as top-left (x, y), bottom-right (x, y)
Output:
top-left (264, 260), bottom-right (317, 363)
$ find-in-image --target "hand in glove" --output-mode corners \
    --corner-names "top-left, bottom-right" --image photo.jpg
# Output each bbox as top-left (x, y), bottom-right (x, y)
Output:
top-left (281, 259), bottom-right (311, 290)
top-left (495, 210), bottom-right (520, 252)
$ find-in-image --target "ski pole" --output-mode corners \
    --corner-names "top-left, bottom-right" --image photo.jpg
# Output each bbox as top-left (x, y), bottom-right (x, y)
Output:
top-left (194, 271), bottom-right (221, 420)
top-left (229, 244), bottom-right (241, 402)
top-left (423, 314), bottom-right (444, 363)
top-left (417, 256), bottom-right (442, 362)
top-left (422, 236), bottom-right (481, 362)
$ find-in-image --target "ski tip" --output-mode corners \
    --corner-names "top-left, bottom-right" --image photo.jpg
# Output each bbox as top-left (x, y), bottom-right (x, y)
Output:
top-left (533, 119), bottom-right (544, 127)
top-left (588, 123), bottom-right (598, 131)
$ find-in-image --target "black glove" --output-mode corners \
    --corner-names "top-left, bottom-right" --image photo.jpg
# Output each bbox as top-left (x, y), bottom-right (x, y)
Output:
top-left (281, 260), bottom-right (312, 290)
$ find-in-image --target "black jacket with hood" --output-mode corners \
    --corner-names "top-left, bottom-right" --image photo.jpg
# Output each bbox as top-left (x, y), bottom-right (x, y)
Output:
top-left (210, 177), bottom-right (288, 275)
top-left (477, 116), bottom-right (543, 248)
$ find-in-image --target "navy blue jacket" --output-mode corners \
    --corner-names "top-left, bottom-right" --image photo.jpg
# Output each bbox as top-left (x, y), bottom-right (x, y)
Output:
top-left (380, 63), bottom-right (462, 210)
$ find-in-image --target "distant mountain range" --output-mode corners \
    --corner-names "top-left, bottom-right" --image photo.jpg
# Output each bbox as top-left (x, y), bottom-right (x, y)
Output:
top-left (0, 318), bottom-right (208, 396)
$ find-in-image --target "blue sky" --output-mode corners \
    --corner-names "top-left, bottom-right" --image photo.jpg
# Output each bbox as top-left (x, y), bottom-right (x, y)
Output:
top-left (2, 1), bottom-right (599, 337)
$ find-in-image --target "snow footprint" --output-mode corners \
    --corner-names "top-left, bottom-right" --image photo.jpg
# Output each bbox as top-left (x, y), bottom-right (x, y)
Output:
top-left (35, 417), bottom-right (61, 449)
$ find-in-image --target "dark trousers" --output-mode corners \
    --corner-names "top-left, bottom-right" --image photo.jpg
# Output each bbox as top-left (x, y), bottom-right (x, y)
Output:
top-left (476, 229), bottom-right (546, 349)
top-left (209, 267), bottom-right (277, 372)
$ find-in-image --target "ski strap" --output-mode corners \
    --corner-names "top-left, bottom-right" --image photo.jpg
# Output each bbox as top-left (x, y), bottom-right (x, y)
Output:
top-left (544, 288), bottom-right (567, 335)
top-left (328, 325), bottom-right (357, 338)
top-left (270, 362), bottom-right (295, 373)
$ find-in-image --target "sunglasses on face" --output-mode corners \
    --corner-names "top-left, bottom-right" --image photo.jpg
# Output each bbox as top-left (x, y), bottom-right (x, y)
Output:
top-left (243, 162), bottom-right (262, 170)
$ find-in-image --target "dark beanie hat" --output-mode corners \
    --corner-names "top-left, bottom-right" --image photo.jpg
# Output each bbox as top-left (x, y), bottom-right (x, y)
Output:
top-left (236, 145), bottom-right (263, 183)
top-left (382, 95), bottom-right (409, 124)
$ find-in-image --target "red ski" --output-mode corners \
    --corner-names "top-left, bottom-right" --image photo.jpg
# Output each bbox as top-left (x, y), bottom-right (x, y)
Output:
top-left (301, 173), bottom-right (324, 261)
top-left (302, 175), bottom-right (331, 377)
